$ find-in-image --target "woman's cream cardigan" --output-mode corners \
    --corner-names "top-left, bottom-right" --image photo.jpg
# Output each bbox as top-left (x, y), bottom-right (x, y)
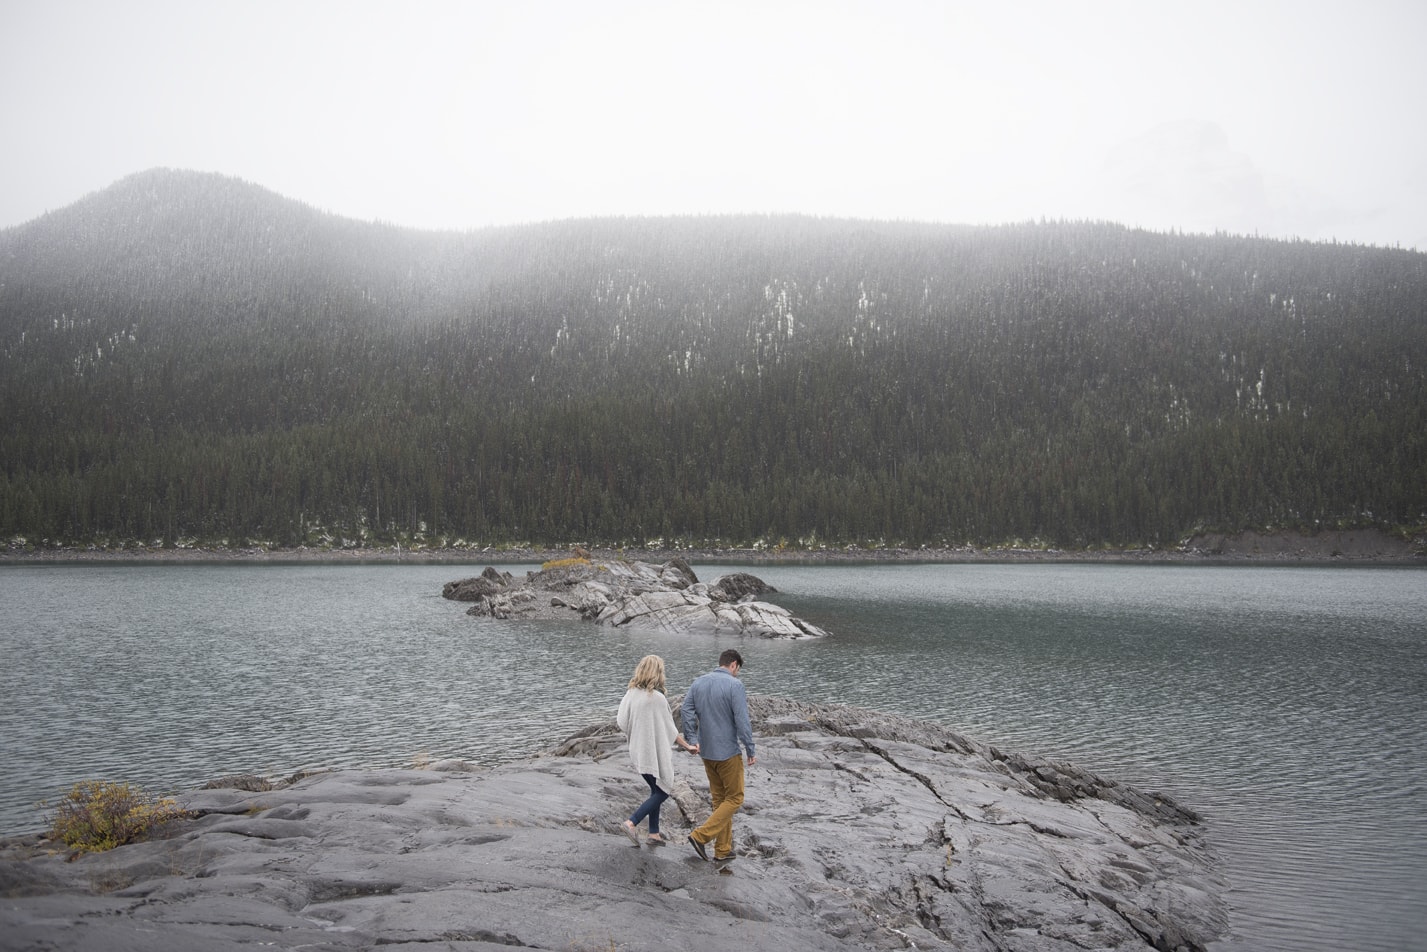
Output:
top-left (617, 688), bottom-right (680, 794)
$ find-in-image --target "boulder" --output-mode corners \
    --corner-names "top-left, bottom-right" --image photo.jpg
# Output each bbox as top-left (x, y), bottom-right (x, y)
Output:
top-left (0, 696), bottom-right (1226, 951)
top-left (441, 565), bottom-right (516, 601)
top-left (443, 557), bottom-right (830, 638)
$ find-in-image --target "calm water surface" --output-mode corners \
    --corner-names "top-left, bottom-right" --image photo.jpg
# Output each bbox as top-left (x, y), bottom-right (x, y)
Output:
top-left (1, 561), bottom-right (1424, 951)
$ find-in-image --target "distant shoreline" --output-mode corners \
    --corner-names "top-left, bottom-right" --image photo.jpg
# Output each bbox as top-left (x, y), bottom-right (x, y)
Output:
top-left (3, 528), bottom-right (1421, 566)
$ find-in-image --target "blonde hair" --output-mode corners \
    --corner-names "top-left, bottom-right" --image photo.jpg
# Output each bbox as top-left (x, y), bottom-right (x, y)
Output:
top-left (628, 655), bottom-right (667, 692)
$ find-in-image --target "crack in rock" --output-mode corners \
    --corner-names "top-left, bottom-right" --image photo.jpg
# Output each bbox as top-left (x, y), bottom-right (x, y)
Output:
top-left (853, 737), bottom-right (972, 821)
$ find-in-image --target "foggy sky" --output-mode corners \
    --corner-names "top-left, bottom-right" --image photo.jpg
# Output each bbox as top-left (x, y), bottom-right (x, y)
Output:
top-left (3, 0), bottom-right (1424, 249)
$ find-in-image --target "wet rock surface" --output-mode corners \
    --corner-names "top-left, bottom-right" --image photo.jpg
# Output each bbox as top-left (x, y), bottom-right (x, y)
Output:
top-left (0, 697), bottom-right (1226, 951)
top-left (443, 557), bottom-right (831, 638)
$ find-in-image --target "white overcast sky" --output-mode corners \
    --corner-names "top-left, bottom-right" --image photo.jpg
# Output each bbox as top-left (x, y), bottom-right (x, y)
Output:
top-left (3, 0), bottom-right (1425, 249)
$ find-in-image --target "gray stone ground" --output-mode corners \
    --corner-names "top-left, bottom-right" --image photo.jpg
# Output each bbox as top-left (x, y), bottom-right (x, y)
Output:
top-left (0, 697), bottom-right (1226, 951)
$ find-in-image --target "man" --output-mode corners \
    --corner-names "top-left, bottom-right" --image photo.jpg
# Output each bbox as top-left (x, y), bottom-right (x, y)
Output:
top-left (681, 648), bottom-right (756, 864)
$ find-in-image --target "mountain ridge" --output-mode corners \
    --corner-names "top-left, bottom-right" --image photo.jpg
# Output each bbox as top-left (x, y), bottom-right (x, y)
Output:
top-left (2, 169), bottom-right (1424, 550)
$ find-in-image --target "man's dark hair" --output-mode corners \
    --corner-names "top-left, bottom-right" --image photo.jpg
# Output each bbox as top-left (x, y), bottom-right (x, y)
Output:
top-left (719, 649), bottom-right (744, 669)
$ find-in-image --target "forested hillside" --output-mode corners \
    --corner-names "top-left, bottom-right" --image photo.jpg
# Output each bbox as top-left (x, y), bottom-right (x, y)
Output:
top-left (2, 168), bottom-right (1424, 550)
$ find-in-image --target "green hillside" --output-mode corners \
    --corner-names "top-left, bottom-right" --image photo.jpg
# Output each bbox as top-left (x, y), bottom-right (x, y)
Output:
top-left (2, 168), bottom-right (1424, 551)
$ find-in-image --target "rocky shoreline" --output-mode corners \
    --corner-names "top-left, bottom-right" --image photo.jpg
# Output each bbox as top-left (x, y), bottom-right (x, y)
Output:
top-left (443, 558), bottom-right (832, 638)
top-left (0, 697), bottom-right (1227, 951)
top-left (2, 527), bottom-right (1422, 564)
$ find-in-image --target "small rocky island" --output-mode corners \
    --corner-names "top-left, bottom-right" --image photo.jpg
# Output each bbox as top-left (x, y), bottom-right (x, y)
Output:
top-left (0, 697), bottom-right (1225, 951)
top-left (443, 555), bottom-right (832, 639)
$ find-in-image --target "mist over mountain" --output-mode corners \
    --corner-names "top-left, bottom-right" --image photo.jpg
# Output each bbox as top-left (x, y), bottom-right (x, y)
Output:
top-left (2, 168), bottom-right (1424, 550)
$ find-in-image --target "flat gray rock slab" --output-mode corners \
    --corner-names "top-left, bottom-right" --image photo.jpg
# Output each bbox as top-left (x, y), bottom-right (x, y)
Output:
top-left (0, 697), bottom-right (1226, 951)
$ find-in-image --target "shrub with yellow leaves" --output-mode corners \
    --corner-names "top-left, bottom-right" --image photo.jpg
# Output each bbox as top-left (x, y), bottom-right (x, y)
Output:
top-left (46, 780), bottom-right (192, 853)
top-left (540, 557), bottom-right (592, 570)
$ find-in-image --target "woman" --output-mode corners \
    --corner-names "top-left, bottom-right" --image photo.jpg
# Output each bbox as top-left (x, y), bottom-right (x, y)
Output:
top-left (616, 655), bottom-right (697, 845)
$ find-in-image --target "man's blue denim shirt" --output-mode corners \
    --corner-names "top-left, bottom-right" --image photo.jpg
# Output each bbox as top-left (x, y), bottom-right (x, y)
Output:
top-left (681, 667), bottom-right (755, 762)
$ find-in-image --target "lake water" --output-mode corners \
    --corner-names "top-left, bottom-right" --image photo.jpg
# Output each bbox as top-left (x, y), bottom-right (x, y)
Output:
top-left (1, 561), bottom-right (1423, 951)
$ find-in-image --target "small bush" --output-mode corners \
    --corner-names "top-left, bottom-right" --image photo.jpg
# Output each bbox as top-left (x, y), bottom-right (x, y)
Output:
top-left (46, 780), bottom-right (192, 853)
top-left (540, 556), bottom-right (591, 571)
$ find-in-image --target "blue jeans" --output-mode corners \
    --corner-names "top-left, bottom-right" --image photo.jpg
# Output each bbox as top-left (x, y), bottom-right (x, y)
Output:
top-left (629, 774), bottom-right (669, 834)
